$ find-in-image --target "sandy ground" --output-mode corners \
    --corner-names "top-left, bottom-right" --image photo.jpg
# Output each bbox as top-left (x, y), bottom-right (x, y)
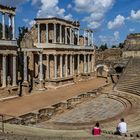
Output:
top-left (0, 78), bottom-right (106, 117)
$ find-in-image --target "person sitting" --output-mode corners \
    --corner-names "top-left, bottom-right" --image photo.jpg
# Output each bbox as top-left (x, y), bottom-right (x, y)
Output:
top-left (115, 118), bottom-right (127, 135)
top-left (92, 122), bottom-right (101, 135)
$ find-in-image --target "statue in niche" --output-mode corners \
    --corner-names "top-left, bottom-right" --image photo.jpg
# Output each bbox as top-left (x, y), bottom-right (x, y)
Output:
top-left (7, 76), bottom-right (11, 86)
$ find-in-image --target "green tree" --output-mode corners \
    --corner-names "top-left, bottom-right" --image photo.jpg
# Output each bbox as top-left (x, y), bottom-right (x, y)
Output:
top-left (118, 42), bottom-right (124, 49)
top-left (112, 45), bottom-right (117, 48)
top-left (17, 26), bottom-right (28, 47)
top-left (99, 43), bottom-right (108, 51)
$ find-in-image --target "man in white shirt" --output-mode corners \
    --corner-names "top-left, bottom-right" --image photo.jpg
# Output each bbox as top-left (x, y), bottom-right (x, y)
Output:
top-left (115, 118), bottom-right (127, 135)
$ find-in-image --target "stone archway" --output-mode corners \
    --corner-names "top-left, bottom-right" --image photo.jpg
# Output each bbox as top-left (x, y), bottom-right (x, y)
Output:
top-left (94, 64), bottom-right (109, 78)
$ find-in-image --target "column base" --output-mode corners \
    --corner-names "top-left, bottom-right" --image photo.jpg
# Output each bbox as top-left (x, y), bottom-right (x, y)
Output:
top-left (22, 81), bottom-right (29, 96)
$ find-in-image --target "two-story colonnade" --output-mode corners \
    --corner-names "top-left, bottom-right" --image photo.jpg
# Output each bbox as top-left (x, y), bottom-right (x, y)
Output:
top-left (0, 4), bottom-right (18, 98)
top-left (21, 17), bottom-right (95, 92)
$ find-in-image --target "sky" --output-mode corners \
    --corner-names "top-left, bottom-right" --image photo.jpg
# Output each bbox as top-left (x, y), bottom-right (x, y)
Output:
top-left (1, 0), bottom-right (140, 47)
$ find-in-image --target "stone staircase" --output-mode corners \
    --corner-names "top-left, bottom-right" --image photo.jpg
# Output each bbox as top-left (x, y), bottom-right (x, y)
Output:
top-left (115, 57), bottom-right (140, 95)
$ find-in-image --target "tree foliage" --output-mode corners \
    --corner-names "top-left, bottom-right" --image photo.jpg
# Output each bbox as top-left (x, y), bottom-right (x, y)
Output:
top-left (99, 43), bottom-right (108, 51)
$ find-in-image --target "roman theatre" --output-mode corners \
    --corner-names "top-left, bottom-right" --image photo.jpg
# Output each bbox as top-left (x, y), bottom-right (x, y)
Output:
top-left (0, 4), bottom-right (140, 140)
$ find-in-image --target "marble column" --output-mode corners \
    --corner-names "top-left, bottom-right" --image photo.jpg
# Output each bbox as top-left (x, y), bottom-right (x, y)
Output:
top-left (37, 23), bottom-right (40, 44)
top-left (87, 54), bottom-right (90, 73)
top-left (12, 55), bottom-right (17, 86)
top-left (65, 55), bottom-right (68, 77)
top-left (54, 55), bottom-right (57, 79)
top-left (54, 23), bottom-right (56, 43)
top-left (2, 13), bottom-right (5, 40)
top-left (70, 28), bottom-right (72, 44)
top-left (73, 55), bottom-right (75, 75)
top-left (91, 32), bottom-right (94, 46)
top-left (88, 31), bottom-right (90, 46)
top-left (84, 30), bottom-right (86, 46)
top-left (77, 54), bottom-right (80, 74)
top-left (65, 27), bottom-right (67, 44)
top-left (23, 51), bottom-right (28, 82)
top-left (2, 54), bottom-right (7, 87)
top-left (60, 55), bottom-right (63, 78)
top-left (84, 54), bottom-right (87, 73)
top-left (60, 24), bottom-right (62, 44)
top-left (46, 55), bottom-right (50, 79)
top-left (12, 15), bottom-right (15, 40)
top-left (70, 55), bottom-right (73, 76)
top-left (77, 29), bottom-right (79, 45)
top-left (39, 52), bottom-right (43, 81)
top-left (91, 54), bottom-right (95, 72)
top-left (46, 24), bottom-right (48, 43)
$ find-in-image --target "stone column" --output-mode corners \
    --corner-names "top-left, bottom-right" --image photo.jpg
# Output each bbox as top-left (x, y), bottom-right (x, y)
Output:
top-left (46, 54), bottom-right (50, 79)
top-left (46, 23), bottom-right (48, 43)
top-left (73, 55), bottom-right (75, 75)
top-left (12, 55), bottom-right (17, 86)
top-left (77, 29), bottom-right (79, 45)
top-left (23, 51), bottom-right (28, 82)
top-left (2, 54), bottom-right (7, 87)
top-left (70, 55), bottom-right (73, 76)
top-left (88, 31), bottom-right (90, 46)
top-left (77, 54), bottom-right (80, 74)
top-left (84, 30), bottom-right (86, 46)
top-left (84, 54), bottom-right (87, 74)
top-left (65, 55), bottom-right (68, 77)
top-left (70, 28), bottom-right (72, 44)
top-left (91, 54), bottom-right (95, 73)
top-left (65, 27), bottom-right (67, 44)
top-left (54, 23), bottom-right (56, 43)
top-left (37, 23), bottom-right (40, 44)
top-left (12, 15), bottom-right (15, 40)
top-left (91, 32), bottom-right (94, 46)
top-left (87, 54), bottom-right (90, 73)
top-left (2, 13), bottom-right (5, 40)
top-left (54, 55), bottom-right (57, 79)
top-left (60, 24), bottom-right (62, 44)
top-left (60, 55), bottom-right (63, 78)
top-left (39, 52), bottom-right (43, 81)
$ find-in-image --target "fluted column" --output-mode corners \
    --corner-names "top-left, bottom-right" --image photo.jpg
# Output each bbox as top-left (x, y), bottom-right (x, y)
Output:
top-left (37, 23), bottom-right (40, 44)
top-left (60, 55), bottom-right (63, 78)
top-left (84, 30), bottom-right (86, 46)
top-left (54, 55), bottom-right (57, 79)
top-left (46, 24), bottom-right (48, 43)
top-left (60, 24), bottom-right (62, 43)
top-left (23, 51), bottom-right (28, 82)
top-left (91, 32), bottom-right (94, 46)
top-left (88, 31), bottom-right (90, 46)
top-left (70, 28), bottom-right (72, 44)
top-left (65, 55), bottom-right (68, 77)
top-left (2, 13), bottom-right (5, 40)
top-left (84, 54), bottom-right (87, 73)
top-left (12, 55), bottom-right (17, 86)
top-left (2, 54), bottom-right (7, 87)
top-left (65, 27), bottom-right (67, 44)
top-left (12, 15), bottom-right (15, 40)
top-left (39, 52), bottom-right (43, 81)
top-left (70, 55), bottom-right (73, 76)
top-left (73, 55), bottom-right (75, 75)
top-left (91, 54), bottom-right (95, 72)
top-left (77, 54), bottom-right (80, 74)
top-left (87, 54), bottom-right (90, 73)
top-left (77, 29), bottom-right (79, 45)
top-left (54, 23), bottom-right (56, 43)
top-left (46, 55), bottom-right (50, 79)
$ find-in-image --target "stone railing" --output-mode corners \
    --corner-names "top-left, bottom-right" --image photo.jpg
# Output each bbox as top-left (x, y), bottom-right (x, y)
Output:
top-left (0, 39), bottom-right (17, 46)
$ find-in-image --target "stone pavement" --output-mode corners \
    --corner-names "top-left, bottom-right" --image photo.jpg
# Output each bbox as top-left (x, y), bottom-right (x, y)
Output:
top-left (0, 78), bottom-right (106, 117)
top-left (48, 95), bottom-right (124, 124)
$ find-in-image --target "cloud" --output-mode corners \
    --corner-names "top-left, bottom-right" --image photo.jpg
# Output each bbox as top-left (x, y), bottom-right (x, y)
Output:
top-left (74, 0), bottom-right (115, 29)
top-left (31, 0), bottom-right (73, 20)
top-left (0, 0), bottom-right (28, 7)
top-left (23, 18), bottom-right (35, 28)
top-left (129, 28), bottom-right (135, 32)
top-left (99, 31), bottom-right (120, 46)
top-left (128, 10), bottom-right (140, 22)
top-left (108, 15), bottom-right (125, 29)
top-left (67, 4), bottom-right (72, 9)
